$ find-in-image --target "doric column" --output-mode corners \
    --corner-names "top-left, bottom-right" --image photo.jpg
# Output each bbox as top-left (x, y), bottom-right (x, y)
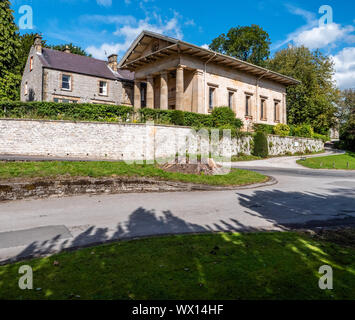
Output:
top-left (176, 65), bottom-right (184, 111)
top-left (192, 70), bottom-right (203, 113)
top-left (146, 76), bottom-right (154, 109)
top-left (134, 80), bottom-right (141, 109)
top-left (160, 71), bottom-right (168, 110)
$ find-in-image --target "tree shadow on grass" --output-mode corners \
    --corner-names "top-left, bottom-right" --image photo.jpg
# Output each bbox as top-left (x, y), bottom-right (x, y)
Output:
top-left (1, 189), bottom-right (355, 299)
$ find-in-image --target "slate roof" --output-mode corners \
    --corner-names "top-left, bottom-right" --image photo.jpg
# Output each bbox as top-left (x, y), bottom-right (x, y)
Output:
top-left (38, 48), bottom-right (134, 81)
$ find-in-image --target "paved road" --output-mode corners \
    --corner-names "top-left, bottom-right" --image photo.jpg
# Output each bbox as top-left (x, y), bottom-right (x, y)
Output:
top-left (0, 153), bottom-right (354, 264)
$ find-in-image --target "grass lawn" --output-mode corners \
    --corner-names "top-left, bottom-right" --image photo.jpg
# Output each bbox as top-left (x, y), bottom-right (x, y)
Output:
top-left (0, 161), bottom-right (267, 186)
top-left (297, 152), bottom-right (355, 170)
top-left (231, 150), bottom-right (325, 162)
top-left (0, 231), bottom-right (354, 300)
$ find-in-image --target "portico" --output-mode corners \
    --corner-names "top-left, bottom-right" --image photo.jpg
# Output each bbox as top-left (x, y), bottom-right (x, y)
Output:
top-left (119, 30), bottom-right (300, 128)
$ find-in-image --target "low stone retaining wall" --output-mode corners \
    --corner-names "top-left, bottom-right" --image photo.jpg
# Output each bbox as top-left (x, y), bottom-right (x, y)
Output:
top-left (0, 176), bottom-right (275, 201)
top-left (0, 118), bottom-right (324, 160)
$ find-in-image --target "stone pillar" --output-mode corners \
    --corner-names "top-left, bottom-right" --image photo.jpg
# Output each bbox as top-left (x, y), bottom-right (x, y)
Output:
top-left (146, 76), bottom-right (154, 109)
top-left (192, 70), bottom-right (203, 114)
top-left (283, 92), bottom-right (287, 124)
top-left (176, 65), bottom-right (184, 111)
top-left (134, 80), bottom-right (141, 109)
top-left (160, 71), bottom-right (168, 110)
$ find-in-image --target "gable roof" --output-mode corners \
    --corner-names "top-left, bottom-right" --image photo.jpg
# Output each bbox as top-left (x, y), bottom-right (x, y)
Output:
top-left (119, 30), bottom-right (300, 86)
top-left (38, 48), bottom-right (134, 81)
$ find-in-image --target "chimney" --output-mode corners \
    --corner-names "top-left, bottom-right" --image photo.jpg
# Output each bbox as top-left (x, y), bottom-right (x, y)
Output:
top-left (64, 45), bottom-right (71, 54)
top-left (108, 54), bottom-right (118, 72)
top-left (34, 34), bottom-right (42, 54)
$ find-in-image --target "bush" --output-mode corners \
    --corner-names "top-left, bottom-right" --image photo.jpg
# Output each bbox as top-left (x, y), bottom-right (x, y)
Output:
top-left (211, 107), bottom-right (237, 127)
top-left (273, 123), bottom-right (290, 136)
top-left (293, 124), bottom-right (314, 138)
top-left (313, 133), bottom-right (329, 143)
top-left (253, 131), bottom-right (269, 158)
top-left (170, 110), bottom-right (185, 126)
top-left (253, 123), bottom-right (274, 134)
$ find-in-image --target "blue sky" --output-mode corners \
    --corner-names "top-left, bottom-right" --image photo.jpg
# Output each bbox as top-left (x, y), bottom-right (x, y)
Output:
top-left (11, 0), bottom-right (355, 89)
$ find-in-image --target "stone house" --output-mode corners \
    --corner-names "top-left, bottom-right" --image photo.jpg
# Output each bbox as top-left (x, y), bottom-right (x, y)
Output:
top-left (119, 31), bottom-right (300, 129)
top-left (21, 35), bottom-right (134, 105)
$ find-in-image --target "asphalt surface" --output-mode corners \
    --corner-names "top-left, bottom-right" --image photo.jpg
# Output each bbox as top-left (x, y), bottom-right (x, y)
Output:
top-left (0, 152), bottom-right (354, 264)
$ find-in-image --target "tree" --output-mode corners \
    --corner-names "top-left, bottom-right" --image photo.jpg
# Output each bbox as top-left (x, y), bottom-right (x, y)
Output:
top-left (338, 89), bottom-right (355, 151)
top-left (49, 43), bottom-right (91, 57)
top-left (0, 0), bottom-right (20, 75)
top-left (267, 46), bottom-right (339, 134)
top-left (209, 25), bottom-right (271, 66)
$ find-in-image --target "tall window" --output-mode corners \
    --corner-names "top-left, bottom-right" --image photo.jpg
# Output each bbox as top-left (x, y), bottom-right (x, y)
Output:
top-left (228, 92), bottom-right (234, 109)
top-left (99, 81), bottom-right (107, 95)
top-left (30, 57), bottom-right (34, 71)
top-left (245, 95), bottom-right (251, 116)
top-left (62, 74), bottom-right (71, 90)
top-left (209, 87), bottom-right (215, 111)
top-left (260, 99), bottom-right (266, 120)
top-left (274, 101), bottom-right (280, 122)
top-left (24, 82), bottom-right (28, 95)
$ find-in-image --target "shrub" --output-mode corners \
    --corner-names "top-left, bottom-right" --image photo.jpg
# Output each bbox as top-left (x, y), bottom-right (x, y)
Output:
top-left (253, 123), bottom-right (274, 134)
top-left (273, 123), bottom-right (290, 136)
top-left (253, 131), bottom-right (269, 158)
top-left (211, 107), bottom-right (236, 127)
top-left (170, 110), bottom-right (185, 126)
top-left (313, 133), bottom-right (329, 143)
top-left (293, 124), bottom-right (314, 138)
top-left (339, 116), bottom-right (355, 151)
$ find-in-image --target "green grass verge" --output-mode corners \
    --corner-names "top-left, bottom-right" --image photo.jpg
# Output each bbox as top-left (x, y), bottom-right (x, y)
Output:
top-left (0, 161), bottom-right (267, 186)
top-left (297, 152), bottom-right (355, 170)
top-left (0, 232), bottom-right (354, 300)
top-left (231, 150), bottom-right (325, 162)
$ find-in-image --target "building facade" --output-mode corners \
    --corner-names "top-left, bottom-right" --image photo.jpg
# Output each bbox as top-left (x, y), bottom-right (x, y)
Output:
top-left (21, 35), bottom-right (134, 105)
top-left (119, 31), bottom-right (300, 130)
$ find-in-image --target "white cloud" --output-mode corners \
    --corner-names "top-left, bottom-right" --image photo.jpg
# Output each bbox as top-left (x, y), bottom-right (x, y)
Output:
top-left (201, 44), bottom-right (209, 49)
top-left (96, 0), bottom-right (112, 7)
top-left (293, 23), bottom-right (355, 50)
top-left (86, 12), bottom-right (184, 60)
top-left (331, 47), bottom-right (355, 89)
top-left (273, 5), bottom-right (355, 51)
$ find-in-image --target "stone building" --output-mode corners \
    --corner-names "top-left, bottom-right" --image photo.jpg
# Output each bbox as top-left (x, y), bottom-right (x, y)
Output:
top-left (21, 35), bottom-right (134, 105)
top-left (119, 31), bottom-right (300, 129)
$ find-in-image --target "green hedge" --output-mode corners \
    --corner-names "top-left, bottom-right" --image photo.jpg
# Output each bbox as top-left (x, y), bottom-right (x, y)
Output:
top-left (0, 102), bottom-right (245, 131)
top-left (0, 101), bottom-right (134, 122)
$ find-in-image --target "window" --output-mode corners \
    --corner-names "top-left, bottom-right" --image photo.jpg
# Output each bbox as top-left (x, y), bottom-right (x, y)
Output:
top-left (24, 82), bottom-right (28, 95)
top-left (62, 74), bottom-right (71, 90)
top-left (99, 81), bottom-right (108, 95)
top-left (54, 97), bottom-right (77, 103)
top-left (30, 57), bottom-right (34, 71)
top-left (228, 92), bottom-right (234, 109)
top-left (274, 101), bottom-right (280, 122)
top-left (260, 99), bottom-right (267, 120)
top-left (209, 87), bottom-right (215, 111)
top-left (245, 95), bottom-right (251, 116)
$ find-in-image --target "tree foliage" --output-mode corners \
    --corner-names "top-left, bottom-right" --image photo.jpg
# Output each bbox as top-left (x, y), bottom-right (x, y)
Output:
top-left (253, 131), bottom-right (269, 158)
top-left (267, 46), bottom-right (339, 135)
top-left (338, 89), bottom-right (355, 151)
top-left (48, 43), bottom-right (91, 57)
top-left (209, 25), bottom-right (271, 66)
top-left (0, 0), bottom-right (20, 75)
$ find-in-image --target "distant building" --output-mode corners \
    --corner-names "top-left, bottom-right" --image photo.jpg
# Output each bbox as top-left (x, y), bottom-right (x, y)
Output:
top-left (21, 35), bottom-right (134, 105)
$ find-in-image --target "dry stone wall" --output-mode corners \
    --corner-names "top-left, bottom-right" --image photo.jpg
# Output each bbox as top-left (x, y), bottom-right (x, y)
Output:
top-left (0, 119), bottom-right (324, 161)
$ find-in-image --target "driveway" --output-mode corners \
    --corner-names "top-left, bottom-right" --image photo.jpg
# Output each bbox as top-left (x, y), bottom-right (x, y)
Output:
top-left (0, 152), bottom-right (354, 264)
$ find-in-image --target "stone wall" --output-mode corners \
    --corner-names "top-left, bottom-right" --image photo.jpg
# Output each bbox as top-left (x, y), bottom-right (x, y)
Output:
top-left (0, 119), bottom-right (324, 161)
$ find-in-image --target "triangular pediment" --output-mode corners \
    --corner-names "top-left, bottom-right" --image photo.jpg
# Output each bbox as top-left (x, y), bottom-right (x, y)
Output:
top-left (118, 30), bottom-right (177, 67)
